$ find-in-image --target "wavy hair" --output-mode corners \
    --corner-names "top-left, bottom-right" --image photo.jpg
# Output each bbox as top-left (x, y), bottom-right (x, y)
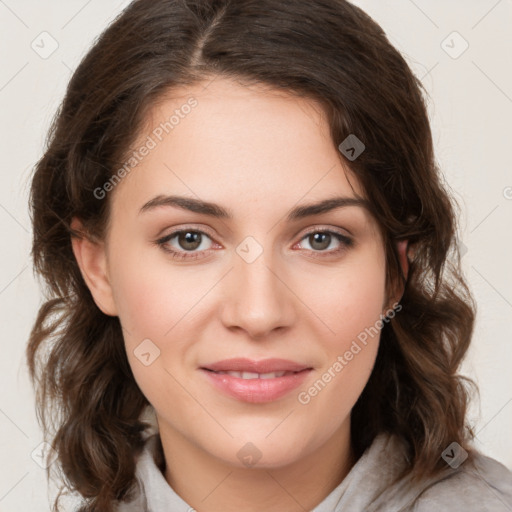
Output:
top-left (26, 0), bottom-right (477, 510)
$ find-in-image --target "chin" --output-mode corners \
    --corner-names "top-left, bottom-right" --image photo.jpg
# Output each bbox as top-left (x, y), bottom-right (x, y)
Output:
top-left (209, 434), bottom-right (313, 470)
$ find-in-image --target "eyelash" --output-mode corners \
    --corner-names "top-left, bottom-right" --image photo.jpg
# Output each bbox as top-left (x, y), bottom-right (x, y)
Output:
top-left (155, 227), bottom-right (354, 261)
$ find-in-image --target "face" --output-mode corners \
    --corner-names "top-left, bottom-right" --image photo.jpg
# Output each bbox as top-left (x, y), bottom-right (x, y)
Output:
top-left (79, 77), bottom-right (395, 469)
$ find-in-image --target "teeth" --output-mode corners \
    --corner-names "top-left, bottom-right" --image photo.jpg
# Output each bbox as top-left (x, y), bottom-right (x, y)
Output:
top-left (241, 371), bottom-right (260, 379)
top-left (260, 371), bottom-right (286, 379)
top-left (215, 370), bottom-right (289, 379)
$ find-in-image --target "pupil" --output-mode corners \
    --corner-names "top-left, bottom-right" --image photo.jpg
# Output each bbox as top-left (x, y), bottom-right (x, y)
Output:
top-left (310, 233), bottom-right (330, 251)
top-left (180, 231), bottom-right (201, 250)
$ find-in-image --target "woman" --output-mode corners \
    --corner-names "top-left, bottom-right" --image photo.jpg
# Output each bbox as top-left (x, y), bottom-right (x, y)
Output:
top-left (26, 0), bottom-right (512, 511)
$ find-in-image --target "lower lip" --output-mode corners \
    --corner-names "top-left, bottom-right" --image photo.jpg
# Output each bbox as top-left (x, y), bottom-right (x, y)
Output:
top-left (200, 369), bottom-right (312, 403)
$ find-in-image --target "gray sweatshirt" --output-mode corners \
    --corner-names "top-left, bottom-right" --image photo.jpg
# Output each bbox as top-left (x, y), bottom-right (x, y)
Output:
top-left (115, 432), bottom-right (512, 511)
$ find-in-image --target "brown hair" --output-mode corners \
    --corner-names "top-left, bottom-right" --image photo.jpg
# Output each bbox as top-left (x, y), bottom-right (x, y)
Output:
top-left (26, 0), bottom-right (476, 510)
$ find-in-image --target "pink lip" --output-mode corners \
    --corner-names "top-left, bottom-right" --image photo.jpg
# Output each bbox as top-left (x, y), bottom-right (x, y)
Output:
top-left (200, 358), bottom-right (313, 403)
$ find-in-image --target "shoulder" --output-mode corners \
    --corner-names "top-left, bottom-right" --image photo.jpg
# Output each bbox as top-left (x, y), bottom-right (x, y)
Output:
top-left (412, 450), bottom-right (512, 511)
top-left (112, 431), bottom-right (159, 511)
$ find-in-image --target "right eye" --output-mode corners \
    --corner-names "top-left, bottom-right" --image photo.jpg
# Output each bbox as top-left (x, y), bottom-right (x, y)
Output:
top-left (155, 229), bottom-right (218, 260)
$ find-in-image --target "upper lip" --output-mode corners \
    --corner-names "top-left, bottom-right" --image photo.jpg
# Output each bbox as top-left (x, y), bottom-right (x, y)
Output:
top-left (201, 358), bottom-right (311, 373)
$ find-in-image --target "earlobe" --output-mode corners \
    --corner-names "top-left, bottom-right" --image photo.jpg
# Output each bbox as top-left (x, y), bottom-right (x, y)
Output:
top-left (70, 217), bottom-right (118, 316)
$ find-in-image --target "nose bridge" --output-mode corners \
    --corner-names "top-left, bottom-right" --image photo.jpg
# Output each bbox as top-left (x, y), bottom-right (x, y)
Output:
top-left (220, 235), bottom-right (296, 337)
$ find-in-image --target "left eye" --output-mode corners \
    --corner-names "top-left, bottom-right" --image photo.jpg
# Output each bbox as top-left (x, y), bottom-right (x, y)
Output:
top-left (298, 230), bottom-right (352, 252)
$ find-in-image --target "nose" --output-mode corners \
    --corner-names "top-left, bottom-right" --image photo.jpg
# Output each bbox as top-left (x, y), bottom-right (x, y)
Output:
top-left (220, 248), bottom-right (297, 339)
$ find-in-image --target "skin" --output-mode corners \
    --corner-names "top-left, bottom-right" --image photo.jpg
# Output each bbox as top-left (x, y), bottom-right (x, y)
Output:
top-left (71, 76), bottom-right (408, 512)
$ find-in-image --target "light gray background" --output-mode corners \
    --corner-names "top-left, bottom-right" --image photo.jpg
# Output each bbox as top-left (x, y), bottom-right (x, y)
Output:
top-left (1, 1), bottom-right (511, 510)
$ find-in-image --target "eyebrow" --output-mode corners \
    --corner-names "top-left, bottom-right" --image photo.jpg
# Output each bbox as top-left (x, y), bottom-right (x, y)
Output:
top-left (139, 194), bottom-right (370, 221)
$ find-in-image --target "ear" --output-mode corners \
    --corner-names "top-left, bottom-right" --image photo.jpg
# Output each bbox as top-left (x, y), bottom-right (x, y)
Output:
top-left (383, 239), bottom-right (409, 314)
top-left (70, 217), bottom-right (118, 316)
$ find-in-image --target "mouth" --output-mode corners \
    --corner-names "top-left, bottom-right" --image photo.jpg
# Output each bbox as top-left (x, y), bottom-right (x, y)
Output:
top-left (202, 369), bottom-right (304, 379)
top-left (199, 358), bottom-right (313, 403)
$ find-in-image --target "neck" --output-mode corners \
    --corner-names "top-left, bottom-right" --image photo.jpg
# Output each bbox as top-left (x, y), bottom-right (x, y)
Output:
top-left (159, 419), bottom-right (355, 512)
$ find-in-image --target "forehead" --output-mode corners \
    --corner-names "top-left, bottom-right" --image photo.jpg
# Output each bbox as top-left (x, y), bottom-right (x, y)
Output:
top-left (110, 77), bottom-right (367, 220)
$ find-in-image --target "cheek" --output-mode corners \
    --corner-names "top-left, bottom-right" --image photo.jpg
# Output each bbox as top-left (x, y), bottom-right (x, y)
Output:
top-left (296, 251), bottom-right (386, 416)
top-left (107, 248), bottom-right (190, 408)
top-left (107, 245), bottom-right (212, 394)
top-left (306, 251), bottom-right (387, 342)
top-left (108, 243), bottom-right (196, 339)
